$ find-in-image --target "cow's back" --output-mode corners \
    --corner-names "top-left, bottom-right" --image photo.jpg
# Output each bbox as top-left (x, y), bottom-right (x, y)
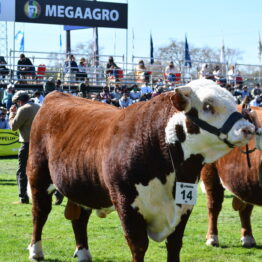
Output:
top-left (29, 92), bottom-right (124, 207)
top-left (28, 91), bottom-right (175, 208)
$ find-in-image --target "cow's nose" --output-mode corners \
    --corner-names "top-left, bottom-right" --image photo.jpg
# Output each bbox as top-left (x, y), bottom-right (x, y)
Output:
top-left (241, 125), bottom-right (255, 139)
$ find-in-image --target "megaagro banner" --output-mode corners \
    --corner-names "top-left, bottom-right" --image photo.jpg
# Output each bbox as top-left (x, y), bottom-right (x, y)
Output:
top-left (0, 129), bottom-right (20, 157)
top-left (15, 0), bottom-right (128, 29)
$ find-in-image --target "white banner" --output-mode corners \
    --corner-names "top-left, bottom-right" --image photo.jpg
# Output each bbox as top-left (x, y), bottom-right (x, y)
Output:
top-left (0, 0), bottom-right (15, 21)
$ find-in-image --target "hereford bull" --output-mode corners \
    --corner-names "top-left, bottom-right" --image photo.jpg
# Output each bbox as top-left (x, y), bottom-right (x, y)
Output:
top-left (201, 106), bottom-right (262, 248)
top-left (27, 79), bottom-right (255, 262)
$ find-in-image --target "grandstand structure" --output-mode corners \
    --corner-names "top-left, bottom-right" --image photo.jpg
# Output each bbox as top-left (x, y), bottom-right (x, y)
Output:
top-left (1, 49), bottom-right (262, 94)
top-left (0, 22), bottom-right (8, 58)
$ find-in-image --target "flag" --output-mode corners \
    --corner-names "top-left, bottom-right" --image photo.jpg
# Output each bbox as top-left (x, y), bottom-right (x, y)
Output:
top-left (150, 34), bottom-right (154, 64)
top-left (184, 35), bottom-right (192, 68)
top-left (63, 25), bottom-right (90, 31)
top-left (220, 39), bottom-right (225, 64)
top-left (19, 33), bottom-right (24, 52)
top-left (14, 30), bottom-right (23, 40)
top-left (15, 31), bottom-right (24, 52)
top-left (59, 33), bottom-right (62, 48)
top-left (258, 34), bottom-right (262, 63)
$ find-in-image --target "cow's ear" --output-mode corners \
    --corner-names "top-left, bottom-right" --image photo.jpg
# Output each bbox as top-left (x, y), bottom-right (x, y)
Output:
top-left (171, 86), bottom-right (192, 112)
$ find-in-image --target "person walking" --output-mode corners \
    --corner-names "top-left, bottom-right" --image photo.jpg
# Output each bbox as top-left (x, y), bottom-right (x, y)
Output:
top-left (9, 91), bottom-right (40, 204)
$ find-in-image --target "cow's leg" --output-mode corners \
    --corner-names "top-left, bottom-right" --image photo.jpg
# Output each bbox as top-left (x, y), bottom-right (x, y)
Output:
top-left (239, 204), bottom-right (256, 248)
top-left (201, 164), bottom-right (224, 247)
top-left (115, 204), bottom-right (148, 262)
top-left (28, 160), bottom-right (52, 261)
top-left (166, 208), bottom-right (192, 262)
top-left (72, 208), bottom-right (92, 262)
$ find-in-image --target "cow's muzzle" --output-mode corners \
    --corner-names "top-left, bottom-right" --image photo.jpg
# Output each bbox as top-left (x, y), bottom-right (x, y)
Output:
top-left (187, 111), bottom-right (253, 148)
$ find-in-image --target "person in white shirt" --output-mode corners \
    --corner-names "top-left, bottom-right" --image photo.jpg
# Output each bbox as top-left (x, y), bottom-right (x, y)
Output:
top-left (32, 91), bottom-right (44, 106)
top-left (165, 61), bottom-right (177, 82)
top-left (227, 65), bottom-right (236, 85)
top-left (199, 63), bottom-right (213, 79)
top-left (76, 57), bottom-right (88, 81)
top-left (249, 95), bottom-right (262, 107)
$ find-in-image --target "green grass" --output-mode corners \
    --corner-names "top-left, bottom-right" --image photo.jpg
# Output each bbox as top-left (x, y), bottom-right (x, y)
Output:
top-left (0, 158), bottom-right (262, 262)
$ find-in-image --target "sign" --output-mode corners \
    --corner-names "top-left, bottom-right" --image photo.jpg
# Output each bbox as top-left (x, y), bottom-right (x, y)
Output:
top-left (0, 0), bottom-right (16, 21)
top-left (0, 129), bottom-right (20, 156)
top-left (175, 182), bottom-right (197, 205)
top-left (13, 0), bottom-right (128, 29)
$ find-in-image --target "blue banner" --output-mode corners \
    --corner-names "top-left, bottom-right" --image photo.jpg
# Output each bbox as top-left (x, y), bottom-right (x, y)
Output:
top-left (63, 25), bottom-right (90, 31)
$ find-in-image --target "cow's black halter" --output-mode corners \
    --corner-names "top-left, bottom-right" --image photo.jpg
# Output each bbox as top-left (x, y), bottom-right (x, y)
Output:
top-left (186, 111), bottom-right (244, 148)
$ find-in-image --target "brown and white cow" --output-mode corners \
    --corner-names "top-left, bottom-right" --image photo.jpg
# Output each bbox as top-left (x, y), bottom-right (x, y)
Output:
top-left (27, 79), bottom-right (255, 262)
top-left (201, 106), bottom-right (262, 248)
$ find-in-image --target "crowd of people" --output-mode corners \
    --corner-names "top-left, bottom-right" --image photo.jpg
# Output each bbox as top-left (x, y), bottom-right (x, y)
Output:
top-left (198, 64), bottom-right (243, 86)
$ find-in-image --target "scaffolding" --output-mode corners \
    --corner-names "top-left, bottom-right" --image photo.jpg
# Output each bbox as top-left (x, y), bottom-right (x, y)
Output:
top-left (0, 22), bottom-right (8, 57)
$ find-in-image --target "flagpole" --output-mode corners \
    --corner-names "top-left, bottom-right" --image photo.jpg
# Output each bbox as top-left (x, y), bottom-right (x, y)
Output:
top-left (125, 0), bottom-right (128, 75)
top-left (259, 32), bottom-right (262, 84)
top-left (13, 22), bottom-right (15, 80)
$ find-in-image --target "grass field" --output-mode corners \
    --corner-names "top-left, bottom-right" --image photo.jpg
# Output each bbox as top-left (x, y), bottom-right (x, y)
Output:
top-left (0, 157), bottom-right (261, 262)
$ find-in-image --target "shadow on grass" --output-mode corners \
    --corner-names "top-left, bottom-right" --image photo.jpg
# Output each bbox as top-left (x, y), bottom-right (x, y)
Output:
top-left (0, 179), bottom-right (16, 186)
top-left (219, 244), bottom-right (262, 249)
top-left (94, 259), bottom-right (129, 262)
top-left (48, 259), bottom-right (129, 262)
top-left (0, 156), bottom-right (18, 159)
top-left (44, 259), bottom-right (65, 262)
top-left (224, 195), bottom-right (234, 199)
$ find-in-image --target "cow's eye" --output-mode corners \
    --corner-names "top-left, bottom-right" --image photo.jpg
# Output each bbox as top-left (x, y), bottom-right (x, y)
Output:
top-left (203, 103), bottom-right (214, 113)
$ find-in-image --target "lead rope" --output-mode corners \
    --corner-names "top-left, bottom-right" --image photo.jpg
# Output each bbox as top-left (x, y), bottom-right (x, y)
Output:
top-left (168, 147), bottom-right (177, 180)
top-left (245, 144), bottom-right (252, 169)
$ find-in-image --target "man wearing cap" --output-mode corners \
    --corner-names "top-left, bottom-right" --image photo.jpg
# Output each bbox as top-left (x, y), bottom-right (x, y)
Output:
top-left (9, 91), bottom-right (40, 204)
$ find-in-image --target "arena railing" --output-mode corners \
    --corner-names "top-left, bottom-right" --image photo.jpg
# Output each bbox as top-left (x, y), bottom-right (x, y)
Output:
top-left (2, 51), bottom-right (262, 93)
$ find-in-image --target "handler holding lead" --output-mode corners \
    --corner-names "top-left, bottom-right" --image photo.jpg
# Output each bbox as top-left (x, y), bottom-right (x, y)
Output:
top-left (9, 91), bottom-right (40, 204)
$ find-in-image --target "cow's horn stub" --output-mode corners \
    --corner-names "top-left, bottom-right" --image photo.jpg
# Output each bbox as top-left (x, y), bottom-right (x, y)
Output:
top-left (171, 86), bottom-right (192, 112)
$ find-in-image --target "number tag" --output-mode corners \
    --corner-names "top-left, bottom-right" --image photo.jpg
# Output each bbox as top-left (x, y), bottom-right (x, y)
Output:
top-left (175, 182), bottom-right (197, 205)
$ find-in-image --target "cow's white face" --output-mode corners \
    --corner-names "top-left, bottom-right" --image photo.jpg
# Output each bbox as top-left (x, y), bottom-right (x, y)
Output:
top-left (166, 79), bottom-right (255, 163)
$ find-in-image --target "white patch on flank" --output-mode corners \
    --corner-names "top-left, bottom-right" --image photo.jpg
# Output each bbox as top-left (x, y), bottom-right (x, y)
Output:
top-left (47, 184), bottom-right (57, 194)
top-left (28, 241), bottom-right (44, 261)
top-left (96, 206), bottom-right (115, 218)
top-left (219, 178), bottom-right (230, 192)
top-left (27, 182), bottom-right (32, 200)
top-left (74, 247), bottom-right (92, 262)
top-left (200, 181), bottom-right (206, 194)
top-left (131, 172), bottom-right (193, 242)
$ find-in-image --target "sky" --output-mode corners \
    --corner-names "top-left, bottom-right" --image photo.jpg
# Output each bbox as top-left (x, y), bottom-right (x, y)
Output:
top-left (3, 0), bottom-right (262, 66)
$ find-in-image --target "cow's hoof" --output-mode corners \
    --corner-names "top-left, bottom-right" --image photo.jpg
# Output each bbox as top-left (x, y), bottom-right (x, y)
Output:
top-left (241, 236), bottom-right (256, 248)
top-left (74, 248), bottom-right (92, 262)
top-left (206, 235), bottom-right (219, 247)
top-left (28, 241), bottom-right (44, 261)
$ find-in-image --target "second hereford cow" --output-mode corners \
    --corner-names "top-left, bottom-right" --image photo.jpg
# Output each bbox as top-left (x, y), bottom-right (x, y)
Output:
top-left (27, 79), bottom-right (255, 262)
top-left (201, 106), bottom-right (262, 248)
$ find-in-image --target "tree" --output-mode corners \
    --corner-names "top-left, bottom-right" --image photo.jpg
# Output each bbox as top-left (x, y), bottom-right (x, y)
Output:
top-left (156, 39), bottom-right (243, 70)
